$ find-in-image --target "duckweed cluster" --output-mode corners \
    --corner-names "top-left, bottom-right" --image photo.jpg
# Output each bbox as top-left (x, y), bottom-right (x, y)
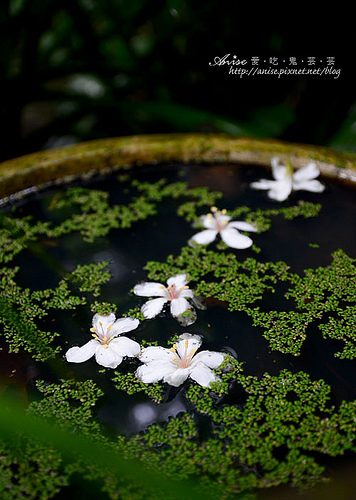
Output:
top-left (18, 362), bottom-right (356, 500)
top-left (245, 249), bottom-right (356, 357)
top-left (0, 262), bottom-right (112, 360)
top-left (0, 168), bottom-right (355, 499)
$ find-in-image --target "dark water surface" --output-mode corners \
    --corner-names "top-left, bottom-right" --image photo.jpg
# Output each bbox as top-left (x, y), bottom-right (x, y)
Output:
top-left (1, 162), bottom-right (355, 497)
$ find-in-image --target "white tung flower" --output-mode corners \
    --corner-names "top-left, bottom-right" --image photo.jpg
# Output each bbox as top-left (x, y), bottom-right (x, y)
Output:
top-left (250, 157), bottom-right (325, 202)
top-left (136, 333), bottom-right (225, 388)
top-left (65, 313), bottom-right (140, 369)
top-left (133, 274), bottom-right (201, 322)
top-left (189, 207), bottom-right (257, 249)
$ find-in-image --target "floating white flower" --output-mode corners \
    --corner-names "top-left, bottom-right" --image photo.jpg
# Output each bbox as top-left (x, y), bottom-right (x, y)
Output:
top-left (136, 333), bottom-right (225, 387)
top-left (133, 274), bottom-right (203, 325)
top-left (189, 207), bottom-right (257, 249)
top-left (250, 158), bottom-right (325, 201)
top-left (65, 313), bottom-right (140, 369)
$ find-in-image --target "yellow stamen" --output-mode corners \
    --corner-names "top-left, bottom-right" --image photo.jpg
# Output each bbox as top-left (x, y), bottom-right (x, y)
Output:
top-left (107, 324), bottom-right (113, 331)
top-left (188, 348), bottom-right (197, 358)
top-left (90, 327), bottom-right (96, 332)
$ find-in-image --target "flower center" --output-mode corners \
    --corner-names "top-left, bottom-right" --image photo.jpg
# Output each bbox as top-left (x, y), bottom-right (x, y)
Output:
top-left (90, 322), bottom-right (114, 348)
top-left (209, 207), bottom-right (228, 232)
top-left (170, 339), bottom-right (197, 369)
top-left (163, 284), bottom-right (189, 301)
top-left (166, 284), bottom-right (178, 300)
top-left (215, 216), bottom-right (228, 232)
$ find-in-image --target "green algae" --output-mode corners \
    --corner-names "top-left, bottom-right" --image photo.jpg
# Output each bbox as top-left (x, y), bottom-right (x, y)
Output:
top-left (0, 441), bottom-right (67, 500)
top-left (267, 249), bottom-right (356, 357)
top-left (18, 363), bottom-right (356, 500)
top-left (0, 168), bottom-right (355, 499)
top-left (145, 247), bottom-right (291, 310)
top-left (112, 371), bottom-right (165, 404)
top-left (0, 262), bottom-right (112, 360)
top-left (130, 366), bottom-right (355, 497)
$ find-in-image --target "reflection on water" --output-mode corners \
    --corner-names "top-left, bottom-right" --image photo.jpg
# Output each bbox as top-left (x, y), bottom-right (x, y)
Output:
top-left (93, 249), bottom-right (131, 283)
top-left (94, 387), bottom-right (188, 435)
top-left (129, 392), bottom-right (187, 432)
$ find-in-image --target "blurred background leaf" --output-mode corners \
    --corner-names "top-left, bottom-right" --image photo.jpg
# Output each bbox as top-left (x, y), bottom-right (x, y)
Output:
top-left (0, 1), bottom-right (355, 161)
top-left (0, 388), bottom-right (214, 500)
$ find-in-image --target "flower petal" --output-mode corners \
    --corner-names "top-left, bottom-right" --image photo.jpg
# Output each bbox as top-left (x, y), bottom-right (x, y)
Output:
top-left (267, 178), bottom-right (292, 201)
top-left (133, 282), bottom-right (166, 297)
top-left (179, 287), bottom-right (194, 299)
top-left (136, 361), bottom-right (176, 383)
top-left (227, 221), bottom-right (257, 232)
top-left (164, 367), bottom-right (190, 387)
top-left (215, 213), bottom-right (231, 226)
top-left (292, 179), bottom-right (325, 193)
top-left (92, 313), bottom-right (115, 331)
top-left (95, 345), bottom-right (123, 369)
top-left (141, 297), bottom-right (167, 318)
top-left (176, 333), bottom-right (202, 358)
top-left (139, 346), bottom-right (176, 363)
top-left (271, 157), bottom-right (287, 181)
top-left (189, 229), bottom-right (218, 245)
top-left (190, 363), bottom-right (219, 387)
top-left (170, 297), bottom-right (191, 317)
top-left (65, 339), bottom-right (98, 363)
top-left (109, 336), bottom-right (141, 357)
top-left (293, 162), bottom-right (320, 182)
top-left (200, 214), bottom-right (217, 229)
top-left (110, 317), bottom-right (139, 336)
top-left (192, 350), bottom-right (225, 369)
top-left (250, 179), bottom-right (277, 190)
top-left (220, 227), bottom-right (253, 249)
top-left (166, 274), bottom-right (188, 289)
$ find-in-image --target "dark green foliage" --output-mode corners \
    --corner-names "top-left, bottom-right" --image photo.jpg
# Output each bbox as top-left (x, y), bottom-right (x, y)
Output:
top-left (1, 0), bottom-right (354, 161)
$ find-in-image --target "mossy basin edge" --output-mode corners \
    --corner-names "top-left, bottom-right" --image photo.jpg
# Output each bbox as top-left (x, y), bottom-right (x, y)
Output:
top-left (0, 134), bottom-right (356, 201)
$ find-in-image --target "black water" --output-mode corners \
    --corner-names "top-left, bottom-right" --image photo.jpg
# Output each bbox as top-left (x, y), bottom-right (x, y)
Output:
top-left (1, 163), bottom-right (356, 440)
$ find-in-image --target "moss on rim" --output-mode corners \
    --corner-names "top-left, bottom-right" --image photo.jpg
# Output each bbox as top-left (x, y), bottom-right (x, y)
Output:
top-left (0, 134), bottom-right (355, 200)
